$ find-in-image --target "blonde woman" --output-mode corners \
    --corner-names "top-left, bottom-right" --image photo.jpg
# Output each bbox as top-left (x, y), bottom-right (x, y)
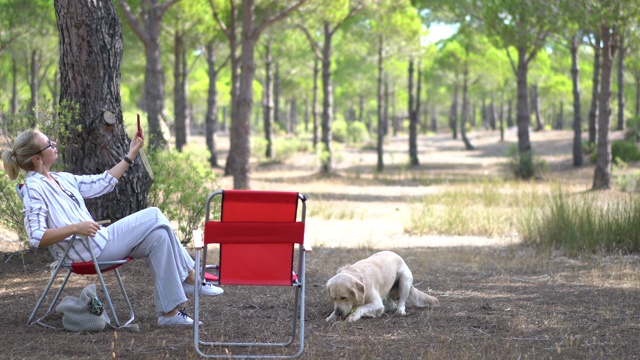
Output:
top-left (2, 128), bottom-right (222, 326)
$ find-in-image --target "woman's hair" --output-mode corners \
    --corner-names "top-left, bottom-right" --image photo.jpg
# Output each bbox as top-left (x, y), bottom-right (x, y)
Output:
top-left (1, 129), bottom-right (41, 180)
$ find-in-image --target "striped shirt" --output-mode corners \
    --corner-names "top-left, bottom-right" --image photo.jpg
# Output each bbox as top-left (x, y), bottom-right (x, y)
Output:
top-left (20, 170), bottom-right (118, 262)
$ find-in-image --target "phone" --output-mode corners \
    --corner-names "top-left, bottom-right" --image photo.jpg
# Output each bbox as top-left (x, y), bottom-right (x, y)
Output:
top-left (136, 113), bottom-right (144, 140)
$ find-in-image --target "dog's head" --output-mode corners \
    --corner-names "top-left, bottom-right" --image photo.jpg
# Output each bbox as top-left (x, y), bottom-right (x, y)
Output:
top-left (326, 272), bottom-right (365, 321)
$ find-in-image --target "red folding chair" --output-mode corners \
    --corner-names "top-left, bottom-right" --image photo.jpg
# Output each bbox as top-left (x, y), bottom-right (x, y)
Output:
top-left (18, 184), bottom-right (135, 329)
top-left (193, 190), bottom-right (309, 359)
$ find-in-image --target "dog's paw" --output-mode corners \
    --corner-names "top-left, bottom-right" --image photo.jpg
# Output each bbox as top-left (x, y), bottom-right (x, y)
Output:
top-left (346, 313), bottom-right (361, 322)
top-left (396, 307), bottom-right (407, 316)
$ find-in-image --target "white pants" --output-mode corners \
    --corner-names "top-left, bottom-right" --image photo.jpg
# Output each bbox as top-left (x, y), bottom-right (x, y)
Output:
top-left (96, 207), bottom-right (194, 315)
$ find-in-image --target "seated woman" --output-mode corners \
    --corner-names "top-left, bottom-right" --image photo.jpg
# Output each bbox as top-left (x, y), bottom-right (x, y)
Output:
top-left (2, 128), bottom-right (222, 326)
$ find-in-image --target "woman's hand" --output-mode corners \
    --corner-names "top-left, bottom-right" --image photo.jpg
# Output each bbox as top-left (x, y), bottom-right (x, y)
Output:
top-left (127, 134), bottom-right (144, 160)
top-left (75, 220), bottom-right (101, 237)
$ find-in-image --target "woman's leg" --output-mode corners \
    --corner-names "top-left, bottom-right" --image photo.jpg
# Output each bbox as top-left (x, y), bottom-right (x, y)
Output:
top-left (97, 207), bottom-right (195, 316)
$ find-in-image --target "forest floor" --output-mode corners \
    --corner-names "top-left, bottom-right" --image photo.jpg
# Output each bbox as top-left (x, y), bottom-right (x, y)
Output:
top-left (2, 127), bottom-right (640, 359)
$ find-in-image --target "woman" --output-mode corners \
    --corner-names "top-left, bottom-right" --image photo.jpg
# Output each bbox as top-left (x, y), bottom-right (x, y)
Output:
top-left (2, 128), bottom-right (222, 326)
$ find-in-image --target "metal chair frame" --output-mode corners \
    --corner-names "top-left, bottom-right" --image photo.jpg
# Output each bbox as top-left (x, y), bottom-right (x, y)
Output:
top-left (193, 190), bottom-right (309, 359)
top-left (18, 185), bottom-right (135, 328)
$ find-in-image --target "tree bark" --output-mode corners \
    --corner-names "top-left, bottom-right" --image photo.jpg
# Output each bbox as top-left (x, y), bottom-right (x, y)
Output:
top-left (617, 34), bottom-right (625, 131)
top-left (450, 73), bottom-right (458, 139)
top-left (593, 25), bottom-right (616, 190)
top-left (461, 59), bottom-right (474, 150)
top-left (532, 84), bottom-right (544, 131)
top-left (55, 0), bottom-right (152, 221)
top-left (263, 40), bottom-right (274, 159)
top-left (408, 59), bottom-right (420, 166)
top-left (173, 30), bottom-right (188, 151)
top-left (376, 34), bottom-right (384, 172)
top-left (516, 46), bottom-right (533, 178)
top-left (320, 21), bottom-right (334, 174)
top-left (588, 36), bottom-right (601, 144)
top-left (312, 58), bottom-right (319, 149)
top-left (204, 40), bottom-right (219, 168)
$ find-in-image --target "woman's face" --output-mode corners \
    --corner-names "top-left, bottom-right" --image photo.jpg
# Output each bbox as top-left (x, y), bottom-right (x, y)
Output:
top-left (34, 132), bottom-right (58, 166)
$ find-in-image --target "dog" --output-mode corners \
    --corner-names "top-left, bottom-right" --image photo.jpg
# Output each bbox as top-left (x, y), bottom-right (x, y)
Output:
top-left (326, 250), bottom-right (439, 322)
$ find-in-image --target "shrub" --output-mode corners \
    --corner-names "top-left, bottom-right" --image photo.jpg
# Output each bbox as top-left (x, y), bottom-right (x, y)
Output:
top-left (332, 119), bottom-right (369, 145)
top-left (146, 149), bottom-right (220, 245)
top-left (589, 140), bottom-right (640, 164)
top-left (503, 145), bottom-right (548, 179)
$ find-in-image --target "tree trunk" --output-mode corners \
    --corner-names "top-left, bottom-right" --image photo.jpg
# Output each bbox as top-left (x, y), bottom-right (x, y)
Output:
top-left (408, 59), bottom-right (420, 166)
top-left (232, 0), bottom-right (258, 189)
top-left (516, 46), bottom-right (533, 178)
top-left (507, 98), bottom-right (513, 128)
top-left (174, 31), bottom-right (188, 151)
top-left (635, 75), bottom-right (640, 118)
top-left (27, 49), bottom-right (42, 123)
top-left (557, 101), bottom-right (564, 130)
top-left (617, 34), bottom-right (625, 131)
top-left (461, 59), bottom-right (474, 150)
top-left (118, 0), bottom-right (179, 151)
top-left (320, 21), bottom-right (334, 174)
top-left (55, 0), bottom-right (152, 221)
top-left (289, 98), bottom-right (297, 133)
top-left (593, 25), bottom-right (616, 190)
top-left (450, 74), bottom-right (458, 139)
top-left (312, 58), bottom-right (319, 149)
top-left (384, 76), bottom-right (390, 136)
top-left (10, 57), bottom-right (18, 115)
top-left (274, 61), bottom-right (281, 132)
top-left (204, 40), bottom-right (219, 168)
top-left (376, 34), bottom-right (384, 172)
top-left (532, 84), bottom-right (544, 131)
top-left (263, 40), bottom-right (274, 159)
top-left (588, 36), bottom-right (601, 144)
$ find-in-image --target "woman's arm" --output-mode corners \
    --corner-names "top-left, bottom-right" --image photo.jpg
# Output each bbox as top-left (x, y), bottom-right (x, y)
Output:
top-left (108, 134), bottom-right (144, 180)
top-left (38, 220), bottom-right (101, 247)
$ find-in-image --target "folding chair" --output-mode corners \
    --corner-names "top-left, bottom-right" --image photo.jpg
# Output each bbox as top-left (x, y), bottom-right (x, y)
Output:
top-left (17, 185), bottom-right (135, 329)
top-left (193, 190), bottom-right (309, 359)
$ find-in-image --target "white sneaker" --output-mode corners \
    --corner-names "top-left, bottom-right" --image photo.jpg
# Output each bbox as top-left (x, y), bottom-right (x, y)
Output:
top-left (158, 308), bottom-right (201, 326)
top-left (183, 282), bottom-right (224, 296)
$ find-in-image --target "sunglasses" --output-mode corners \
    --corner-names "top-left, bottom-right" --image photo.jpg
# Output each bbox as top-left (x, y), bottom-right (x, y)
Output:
top-left (34, 139), bottom-right (55, 156)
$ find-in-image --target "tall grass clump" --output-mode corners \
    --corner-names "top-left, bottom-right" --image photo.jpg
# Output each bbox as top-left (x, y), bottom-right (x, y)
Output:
top-left (147, 147), bottom-right (220, 245)
top-left (519, 190), bottom-right (640, 256)
top-left (405, 181), bottom-right (543, 237)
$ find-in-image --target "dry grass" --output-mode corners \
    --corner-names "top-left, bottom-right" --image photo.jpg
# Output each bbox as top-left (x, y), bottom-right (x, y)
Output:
top-left (2, 129), bottom-right (640, 359)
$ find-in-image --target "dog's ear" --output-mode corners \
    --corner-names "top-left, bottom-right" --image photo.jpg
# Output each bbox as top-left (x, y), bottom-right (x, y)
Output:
top-left (353, 279), bottom-right (366, 305)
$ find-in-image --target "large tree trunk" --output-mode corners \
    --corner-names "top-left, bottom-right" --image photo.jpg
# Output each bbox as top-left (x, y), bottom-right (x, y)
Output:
top-left (516, 46), bottom-right (533, 178)
top-left (593, 25), bottom-right (616, 190)
top-left (320, 21), bottom-right (334, 174)
top-left (449, 74), bottom-right (458, 139)
top-left (570, 35), bottom-right (583, 166)
top-left (174, 30), bottom-right (188, 151)
top-left (617, 34), bottom-right (625, 131)
top-left (588, 36), bottom-right (601, 144)
top-left (204, 39), bottom-right (219, 168)
top-left (263, 40), bottom-right (274, 159)
top-left (232, 0), bottom-right (258, 189)
top-left (55, 0), bottom-right (152, 221)
top-left (10, 57), bottom-right (18, 115)
top-left (376, 34), bottom-right (384, 172)
top-left (274, 61), bottom-right (281, 132)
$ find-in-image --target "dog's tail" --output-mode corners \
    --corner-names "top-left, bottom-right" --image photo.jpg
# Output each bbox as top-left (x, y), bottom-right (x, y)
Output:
top-left (409, 286), bottom-right (439, 307)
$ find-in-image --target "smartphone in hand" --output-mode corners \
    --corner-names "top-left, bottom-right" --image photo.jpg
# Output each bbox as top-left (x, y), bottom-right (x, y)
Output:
top-left (136, 113), bottom-right (144, 140)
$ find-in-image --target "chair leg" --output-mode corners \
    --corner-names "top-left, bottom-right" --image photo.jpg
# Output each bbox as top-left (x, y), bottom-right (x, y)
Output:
top-left (28, 269), bottom-right (72, 327)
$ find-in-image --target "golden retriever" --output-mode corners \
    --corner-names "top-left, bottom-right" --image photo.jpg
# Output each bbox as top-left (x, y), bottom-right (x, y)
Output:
top-left (326, 251), bottom-right (439, 322)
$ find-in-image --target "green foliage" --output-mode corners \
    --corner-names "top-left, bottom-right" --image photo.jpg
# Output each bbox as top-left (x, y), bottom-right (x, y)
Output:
top-left (332, 118), bottom-right (370, 144)
top-left (504, 145), bottom-right (548, 179)
top-left (0, 170), bottom-right (26, 242)
top-left (589, 140), bottom-right (640, 164)
top-left (519, 190), bottom-right (640, 256)
top-left (0, 101), bottom-right (80, 245)
top-left (146, 148), bottom-right (220, 245)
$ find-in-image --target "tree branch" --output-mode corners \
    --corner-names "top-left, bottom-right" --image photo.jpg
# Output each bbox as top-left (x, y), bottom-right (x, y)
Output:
top-left (329, 2), bottom-right (363, 36)
top-left (296, 24), bottom-right (323, 61)
top-left (254, 0), bottom-right (307, 39)
top-left (117, 0), bottom-right (150, 46)
top-left (208, 0), bottom-right (232, 41)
